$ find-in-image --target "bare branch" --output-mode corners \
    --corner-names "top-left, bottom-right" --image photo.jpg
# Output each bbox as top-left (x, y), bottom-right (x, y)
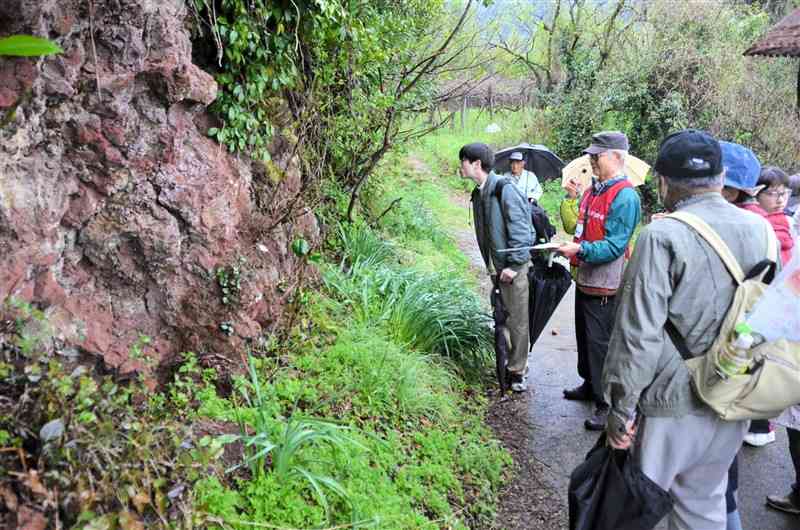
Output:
top-left (397, 0), bottom-right (474, 99)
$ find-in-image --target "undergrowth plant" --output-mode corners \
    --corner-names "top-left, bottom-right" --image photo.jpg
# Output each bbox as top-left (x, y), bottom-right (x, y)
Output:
top-left (336, 222), bottom-right (395, 268)
top-left (220, 357), bottom-right (365, 514)
top-left (0, 301), bottom-right (223, 528)
top-left (5, 297), bottom-right (53, 358)
top-left (221, 355), bottom-right (367, 523)
top-left (382, 270), bottom-right (492, 365)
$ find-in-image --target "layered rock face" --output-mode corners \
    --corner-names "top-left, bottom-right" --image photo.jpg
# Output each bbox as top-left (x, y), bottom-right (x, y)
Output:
top-left (0, 0), bottom-right (318, 370)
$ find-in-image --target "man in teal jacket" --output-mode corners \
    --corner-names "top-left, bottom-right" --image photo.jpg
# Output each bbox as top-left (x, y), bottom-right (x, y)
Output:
top-left (557, 131), bottom-right (641, 430)
top-left (460, 143), bottom-right (534, 392)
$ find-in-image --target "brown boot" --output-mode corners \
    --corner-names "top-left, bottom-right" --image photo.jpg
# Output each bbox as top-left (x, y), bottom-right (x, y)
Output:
top-left (766, 488), bottom-right (800, 515)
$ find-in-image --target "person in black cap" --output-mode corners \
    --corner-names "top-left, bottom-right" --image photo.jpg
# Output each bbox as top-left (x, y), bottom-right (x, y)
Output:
top-left (601, 129), bottom-right (777, 530)
top-left (458, 143), bottom-right (534, 392)
top-left (556, 131), bottom-right (641, 431)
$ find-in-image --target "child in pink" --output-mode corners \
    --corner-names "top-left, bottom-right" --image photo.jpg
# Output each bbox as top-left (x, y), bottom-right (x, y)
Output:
top-left (756, 166), bottom-right (794, 265)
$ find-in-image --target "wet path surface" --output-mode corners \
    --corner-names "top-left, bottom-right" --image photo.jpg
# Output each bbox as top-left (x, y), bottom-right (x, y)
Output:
top-left (443, 186), bottom-right (797, 530)
top-left (528, 286), bottom-right (797, 530)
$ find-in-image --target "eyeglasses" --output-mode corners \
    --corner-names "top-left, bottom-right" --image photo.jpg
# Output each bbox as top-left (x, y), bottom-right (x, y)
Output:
top-left (761, 188), bottom-right (790, 199)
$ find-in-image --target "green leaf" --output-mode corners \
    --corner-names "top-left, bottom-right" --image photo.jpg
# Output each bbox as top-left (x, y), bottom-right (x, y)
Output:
top-left (0, 35), bottom-right (63, 57)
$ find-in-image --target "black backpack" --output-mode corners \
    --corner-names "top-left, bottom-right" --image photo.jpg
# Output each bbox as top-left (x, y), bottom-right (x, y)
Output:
top-left (494, 178), bottom-right (556, 244)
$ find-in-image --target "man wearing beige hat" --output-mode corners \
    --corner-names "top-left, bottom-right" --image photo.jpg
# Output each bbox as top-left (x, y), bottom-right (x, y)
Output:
top-left (557, 131), bottom-right (641, 430)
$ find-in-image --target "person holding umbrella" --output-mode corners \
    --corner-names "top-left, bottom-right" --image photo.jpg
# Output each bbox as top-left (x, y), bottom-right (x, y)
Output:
top-left (459, 143), bottom-right (534, 392)
top-left (503, 151), bottom-right (543, 203)
top-left (556, 131), bottom-right (641, 430)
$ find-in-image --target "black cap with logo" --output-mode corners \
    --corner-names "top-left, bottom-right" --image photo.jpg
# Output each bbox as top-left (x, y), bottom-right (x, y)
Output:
top-left (654, 129), bottom-right (722, 179)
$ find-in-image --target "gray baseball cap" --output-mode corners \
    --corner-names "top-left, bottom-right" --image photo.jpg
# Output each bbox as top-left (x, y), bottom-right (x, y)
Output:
top-left (509, 151), bottom-right (524, 161)
top-left (583, 131), bottom-right (629, 155)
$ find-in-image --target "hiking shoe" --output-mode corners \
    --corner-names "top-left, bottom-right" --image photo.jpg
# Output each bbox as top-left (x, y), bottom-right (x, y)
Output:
top-left (584, 406), bottom-right (609, 431)
top-left (510, 372), bottom-right (528, 393)
top-left (563, 383), bottom-right (593, 402)
top-left (767, 490), bottom-right (800, 515)
top-left (744, 431), bottom-right (776, 447)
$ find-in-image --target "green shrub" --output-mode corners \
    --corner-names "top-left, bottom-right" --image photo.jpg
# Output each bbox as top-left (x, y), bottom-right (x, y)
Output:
top-left (538, 178), bottom-right (566, 227)
top-left (337, 222), bottom-right (396, 268)
top-left (543, 1), bottom-right (799, 185)
top-left (382, 270), bottom-right (492, 366)
top-left (323, 253), bottom-right (492, 369)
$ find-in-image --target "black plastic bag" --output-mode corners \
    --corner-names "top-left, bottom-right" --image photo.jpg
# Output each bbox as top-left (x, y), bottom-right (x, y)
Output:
top-left (568, 434), bottom-right (673, 530)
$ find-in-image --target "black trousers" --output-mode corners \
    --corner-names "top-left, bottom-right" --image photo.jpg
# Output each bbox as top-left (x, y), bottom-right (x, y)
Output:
top-left (790, 427), bottom-right (800, 489)
top-left (574, 289), bottom-right (617, 406)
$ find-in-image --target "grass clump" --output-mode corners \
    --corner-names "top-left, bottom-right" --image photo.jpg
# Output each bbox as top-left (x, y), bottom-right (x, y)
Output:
top-left (323, 224), bottom-right (492, 370)
top-left (382, 269), bottom-right (492, 364)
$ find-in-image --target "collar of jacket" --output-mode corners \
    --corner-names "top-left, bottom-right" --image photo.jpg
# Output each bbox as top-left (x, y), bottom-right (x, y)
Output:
top-left (673, 192), bottom-right (725, 211)
top-left (592, 175), bottom-right (628, 195)
top-left (479, 171), bottom-right (500, 200)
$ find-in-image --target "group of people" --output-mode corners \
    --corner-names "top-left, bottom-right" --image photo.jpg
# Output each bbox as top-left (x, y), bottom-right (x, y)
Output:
top-left (458, 129), bottom-right (799, 530)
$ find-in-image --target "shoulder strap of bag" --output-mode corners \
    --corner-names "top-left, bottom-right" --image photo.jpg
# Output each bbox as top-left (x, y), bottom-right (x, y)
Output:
top-left (666, 211), bottom-right (745, 285)
top-left (494, 178), bottom-right (509, 210)
top-left (664, 211), bottom-right (778, 358)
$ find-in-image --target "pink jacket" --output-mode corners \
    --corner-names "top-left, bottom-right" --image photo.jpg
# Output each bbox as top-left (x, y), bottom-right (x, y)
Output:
top-left (765, 211), bottom-right (794, 265)
top-left (737, 202), bottom-right (794, 265)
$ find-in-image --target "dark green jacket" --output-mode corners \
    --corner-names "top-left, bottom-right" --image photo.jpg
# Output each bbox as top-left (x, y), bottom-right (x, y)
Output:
top-left (470, 172), bottom-right (534, 273)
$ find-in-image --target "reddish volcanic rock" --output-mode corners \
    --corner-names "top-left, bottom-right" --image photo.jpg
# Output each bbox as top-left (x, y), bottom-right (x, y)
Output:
top-left (0, 1), bottom-right (318, 372)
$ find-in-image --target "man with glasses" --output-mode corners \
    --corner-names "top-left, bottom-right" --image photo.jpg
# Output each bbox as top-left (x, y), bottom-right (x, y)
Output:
top-left (557, 131), bottom-right (641, 430)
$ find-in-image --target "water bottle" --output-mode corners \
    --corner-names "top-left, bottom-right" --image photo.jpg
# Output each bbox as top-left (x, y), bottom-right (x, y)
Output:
top-left (716, 322), bottom-right (754, 378)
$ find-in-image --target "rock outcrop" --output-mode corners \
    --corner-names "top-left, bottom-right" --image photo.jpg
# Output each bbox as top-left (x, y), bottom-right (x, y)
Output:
top-left (0, 0), bottom-right (319, 371)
